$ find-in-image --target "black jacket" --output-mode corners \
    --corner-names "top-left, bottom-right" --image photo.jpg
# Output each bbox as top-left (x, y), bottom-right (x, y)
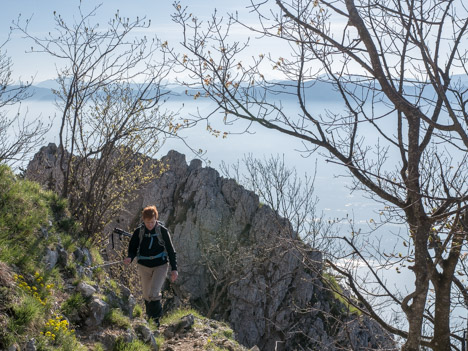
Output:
top-left (127, 223), bottom-right (177, 271)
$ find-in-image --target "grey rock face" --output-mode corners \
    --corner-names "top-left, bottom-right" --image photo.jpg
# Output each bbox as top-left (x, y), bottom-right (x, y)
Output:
top-left (135, 320), bottom-right (153, 342)
top-left (27, 145), bottom-right (395, 350)
top-left (56, 244), bottom-right (68, 267)
top-left (85, 297), bottom-right (109, 327)
top-left (25, 338), bottom-right (36, 351)
top-left (140, 151), bottom-right (327, 348)
top-left (25, 143), bottom-right (64, 193)
top-left (43, 248), bottom-right (58, 271)
top-left (76, 281), bottom-right (97, 298)
top-left (73, 247), bottom-right (92, 267)
top-left (118, 283), bottom-right (137, 317)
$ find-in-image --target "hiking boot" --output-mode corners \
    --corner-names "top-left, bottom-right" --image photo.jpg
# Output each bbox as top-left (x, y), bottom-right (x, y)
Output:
top-left (148, 300), bottom-right (162, 327)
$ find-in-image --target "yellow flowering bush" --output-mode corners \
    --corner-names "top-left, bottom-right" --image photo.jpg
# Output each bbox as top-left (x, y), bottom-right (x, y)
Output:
top-left (13, 272), bottom-right (53, 306)
top-left (40, 314), bottom-right (75, 346)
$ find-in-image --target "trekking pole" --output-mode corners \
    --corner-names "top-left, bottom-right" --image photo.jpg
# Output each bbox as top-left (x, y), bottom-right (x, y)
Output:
top-left (85, 260), bottom-right (125, 273)
top-left (84, 228), bottom-right (133, 274)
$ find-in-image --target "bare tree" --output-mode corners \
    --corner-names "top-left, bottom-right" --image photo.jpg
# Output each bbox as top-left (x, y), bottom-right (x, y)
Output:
top-left (168, 1), bottom-right (468, 350)
top-left (14, 5), bottom-right (180, 238)
top-left (221, 154), bottom-right (337, 255)
top-left (0, 39), bottom-right (49, 167)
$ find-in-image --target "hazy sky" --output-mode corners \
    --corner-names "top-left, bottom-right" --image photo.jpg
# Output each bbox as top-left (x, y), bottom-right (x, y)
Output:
top-left (1, 0), bottom-right (257, 82)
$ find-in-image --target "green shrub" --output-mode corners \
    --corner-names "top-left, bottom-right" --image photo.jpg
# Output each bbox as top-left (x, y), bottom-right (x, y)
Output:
top-left (61, 233), bottom-right (77, 252)
top-left (37, 314), bottom-right (86, 351)
top-left (0, 165), bottom-right (51, 268)
top-left (222, 328), bottom-right (233, 339)
top-left (113, 337), bottom-right (151, 351)
top-left (64, 261), bottom-right (78, 279)
top-left (0, 165), bottom-right (50, 235)
top-left (48, 192), bottom-right (69, 219)
top-left (322, 272), bottom-right (361, 316)
top-left (105, 308), bottom-right (131, 329)
top-left (58, 217), bottom-right (80, 234)
top-left (61, 292), bottom-right (87, 318)
top-left (133, 304), bottom-right (143, 318)
top-left (8, 295), bottom-right (44, 336)
top-left (90, 247), bottom-right (104, 265)
top-left (93, 342), bottom-right (106, 351)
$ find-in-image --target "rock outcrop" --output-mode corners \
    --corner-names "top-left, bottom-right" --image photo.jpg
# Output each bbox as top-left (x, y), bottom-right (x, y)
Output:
top-left (27, 145), bottom-right (396, 350)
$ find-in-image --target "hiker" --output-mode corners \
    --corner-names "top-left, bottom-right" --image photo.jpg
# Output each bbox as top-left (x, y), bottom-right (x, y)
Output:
top-left (124, 205), bottom-right (178, 326)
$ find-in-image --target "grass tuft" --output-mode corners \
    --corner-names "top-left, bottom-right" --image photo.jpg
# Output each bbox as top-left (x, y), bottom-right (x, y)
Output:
top-left (160, 308), bottom-right (204, 326)
top-left (113, 337), bottom-right (151, 351)
top-left (105, 308), bottom-right (131, 329)
top-left (8, 294), bottom-right (44, 336)
top-left (133, 304), bottom-right (143, 318)
top-left (61, 292), bottom-right (88, 318)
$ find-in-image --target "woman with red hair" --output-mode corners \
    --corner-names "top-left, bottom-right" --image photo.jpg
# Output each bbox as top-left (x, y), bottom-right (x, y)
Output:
top-left (124, 205), bottom-right (178, 326)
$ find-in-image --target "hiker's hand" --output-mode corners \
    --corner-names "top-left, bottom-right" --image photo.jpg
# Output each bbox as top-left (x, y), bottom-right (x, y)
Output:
top-left (170, 270), bottom-right (178, 282)
top-left (124, 257), bottom-right (131, 265)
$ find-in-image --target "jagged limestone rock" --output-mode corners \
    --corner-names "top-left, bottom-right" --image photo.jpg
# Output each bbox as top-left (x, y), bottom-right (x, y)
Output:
top-left (25, 143), bottom-right (64, 193)
top-left (76, 281), bottom-right (96, 297)
top-left (73, 247), bottom-right (92, 267)
top-left (85, 297), bottom-right (109, 327)
top-left (134, 320), bottom-right (153, 342)
top-left (27, 145), bottom-right (395, 350)
top-left (43, 248), bottom-right (58, 271)
top-left (56, 244), bottom-right (68, 267)
top-left (24, 338), bottom-right (36, 351)
top-left (166, 313), bottom-right (195, 335)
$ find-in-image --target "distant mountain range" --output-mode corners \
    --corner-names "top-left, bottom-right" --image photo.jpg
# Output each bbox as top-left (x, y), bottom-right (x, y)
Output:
top-left (11, 74), bottom-right (468, 103)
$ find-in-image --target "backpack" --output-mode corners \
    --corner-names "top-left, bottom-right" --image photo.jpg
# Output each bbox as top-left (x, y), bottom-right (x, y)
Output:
top-left (137, 221), bottom-right (168, 260)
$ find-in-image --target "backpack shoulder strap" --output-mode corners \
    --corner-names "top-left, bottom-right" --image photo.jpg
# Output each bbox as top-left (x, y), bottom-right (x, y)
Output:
top-left (156, 221), bottom-right (167, 253)
top-left (137, 223), bottom-right (145, 255)
top-left (137, 222), bottom-right (167, 251)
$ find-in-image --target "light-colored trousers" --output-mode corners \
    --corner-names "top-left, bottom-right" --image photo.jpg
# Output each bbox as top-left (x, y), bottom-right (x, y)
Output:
top-left (137, 263), bottom-right (168, 301)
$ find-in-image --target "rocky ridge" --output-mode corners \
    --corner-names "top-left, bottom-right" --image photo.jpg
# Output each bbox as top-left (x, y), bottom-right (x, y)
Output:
top-left (26, 144), bottom-right (397, 350)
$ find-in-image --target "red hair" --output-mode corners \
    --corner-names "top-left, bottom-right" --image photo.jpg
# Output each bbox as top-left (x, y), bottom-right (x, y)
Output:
top-left (142, 205), bottom-right (158, 220)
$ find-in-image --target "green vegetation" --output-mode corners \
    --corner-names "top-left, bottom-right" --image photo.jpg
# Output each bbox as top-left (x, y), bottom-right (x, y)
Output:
top-left (205, 324), bottom-right (237, 351)
top-left (322, 272), bottom-right (361, 316)
top-left (93, 343), bottom-right (106, 351)
top-left (113, 337), bottom-right (152, 351)
top-left (8, 295), bottom-right (44, 336)
top-left (60, 233), bottom-right (77, 253)
top-left (0, 163), bottom-right (244, 351)
top-left (90, 247), bottom-right (104, 266)
top-left (105, 308), bottom-right (131, 329)
top-left (61, 292), bottom-right (88, 318)
top-left (155, 335), bottom-right (165, 349)
top-left (0, 165), bottom-right (51, 269)
top-left (133, 304), bottom-right (143, 318)
top-left (218, 328), bottom-right (234, 339)
top-left (160, 307), bottom-right (204, 326)
top-left (36, 315), bottom-right (86, 351)
top-left (0, 165), bottom-right (89, 350)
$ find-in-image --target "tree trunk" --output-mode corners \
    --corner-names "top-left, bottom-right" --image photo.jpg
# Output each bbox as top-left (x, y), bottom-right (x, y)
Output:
top-left (402, 237), bottom-right (430, 351)
top-left (431, 275), bottom-right (452, 351)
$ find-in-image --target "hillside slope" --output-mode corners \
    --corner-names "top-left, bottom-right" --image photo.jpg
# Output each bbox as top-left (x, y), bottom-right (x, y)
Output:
top-left (0, 164), bottom-right (250, 351)
top-left (26, 146), bottom-right (397, 350)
